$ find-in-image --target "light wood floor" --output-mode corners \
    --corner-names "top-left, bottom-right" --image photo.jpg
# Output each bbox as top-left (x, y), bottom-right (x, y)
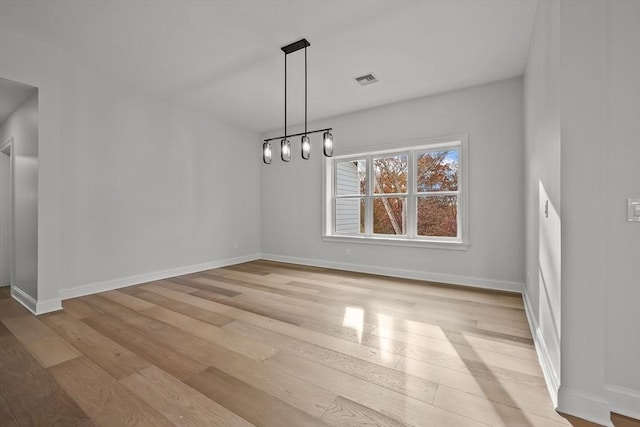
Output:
top-left (0, 260), bottom-right (637, 426)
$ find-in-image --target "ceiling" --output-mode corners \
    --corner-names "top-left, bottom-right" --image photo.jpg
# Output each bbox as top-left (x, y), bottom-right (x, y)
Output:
top-left (0, 78), bottom-right (37, 124)
top-left (0, 0), bottom-right (537, 133)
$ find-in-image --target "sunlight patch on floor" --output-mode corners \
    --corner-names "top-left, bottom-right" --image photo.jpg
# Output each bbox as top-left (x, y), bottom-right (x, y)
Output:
top-left (342, 306), bottom-right (364, 343)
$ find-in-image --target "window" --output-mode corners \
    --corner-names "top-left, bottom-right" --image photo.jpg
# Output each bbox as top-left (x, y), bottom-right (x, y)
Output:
top-left (323, 135), bottom-right (468, 249)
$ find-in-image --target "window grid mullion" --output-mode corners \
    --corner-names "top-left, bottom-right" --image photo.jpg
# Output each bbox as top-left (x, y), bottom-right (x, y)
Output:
top-left (416, 191), bottom-right (460, 196)
top-left (366, 154), bottom-right (373, 236)
top-left (407, 149), bottom-right (416, 238)
top-left (370, 193), bottom-right (407, 198)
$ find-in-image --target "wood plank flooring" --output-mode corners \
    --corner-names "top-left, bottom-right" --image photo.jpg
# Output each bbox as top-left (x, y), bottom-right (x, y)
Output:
top-left (0, 260), bottom-right (638, 426)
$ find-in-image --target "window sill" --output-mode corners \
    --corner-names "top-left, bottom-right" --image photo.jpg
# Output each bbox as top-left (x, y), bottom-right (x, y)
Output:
top-left (322, 234), bottom-right (470, 250)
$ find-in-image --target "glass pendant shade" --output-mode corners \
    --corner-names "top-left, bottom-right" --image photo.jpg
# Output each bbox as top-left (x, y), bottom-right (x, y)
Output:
top-left (323, 131), bottom-right (333, 157)
top-left (263, 141), bottom-right (272, 164)
top-left (281, 138), bottom-right (291, 162)
top-left (301, 135), bottom-right (311, 160)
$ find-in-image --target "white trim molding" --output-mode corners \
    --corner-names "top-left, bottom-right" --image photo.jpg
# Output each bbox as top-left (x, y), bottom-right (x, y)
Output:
top-left (11, 286), bottom-right (37, 313)
top-left (605, 384), bottom-right (640, 420)
top-left (558, 387), bottom-right (614, 427)
top-left (59, 254), bottom-right (261, 301)
top-left (34, 298), bottom-right (64, 314)
top-left (523, 291), bottom-right (560, 407)
top-left (322, 235), bottom-right (470, 250)
top-left (1, 137), bottom-right (16, 294)
top-left (260, 253), bottom-right (523, 293)
top-left (10, 286), bottom-right (61, 314)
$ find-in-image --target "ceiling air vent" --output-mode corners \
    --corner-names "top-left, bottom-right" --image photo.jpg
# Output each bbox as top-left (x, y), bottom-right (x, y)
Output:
top-left (355, 73), bottom-right (378, 86)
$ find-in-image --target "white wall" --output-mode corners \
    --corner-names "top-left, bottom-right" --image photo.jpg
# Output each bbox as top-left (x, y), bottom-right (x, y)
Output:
top-left (604, 0), bottom-right (640, 418)
top-left (0, 92), bottom-right (39, 300)
top-left (524, 0), bottom-right (562, 404)
top-left (261, 77), bottom-right (525, 290)
top-left (0, 26), bottom-right (262, 310)
top-left (525, 0), bottom-right (640, 423)
top-left (55, 63), bottom-right (261, 297)
top-left (559, 1), bottom-right (609, 422)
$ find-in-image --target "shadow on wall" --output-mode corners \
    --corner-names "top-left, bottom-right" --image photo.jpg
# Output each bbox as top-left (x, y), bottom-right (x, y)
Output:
top-left (0, 77), bottom-right (39, 302)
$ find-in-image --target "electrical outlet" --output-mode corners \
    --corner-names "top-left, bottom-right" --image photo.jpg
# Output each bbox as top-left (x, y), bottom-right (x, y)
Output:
top-left (345, 248), bottom-right (351, 256)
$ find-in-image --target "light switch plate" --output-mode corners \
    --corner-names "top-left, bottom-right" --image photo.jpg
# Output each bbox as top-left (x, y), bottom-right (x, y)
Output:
top-left (628, 199), bottom-right (640, 222)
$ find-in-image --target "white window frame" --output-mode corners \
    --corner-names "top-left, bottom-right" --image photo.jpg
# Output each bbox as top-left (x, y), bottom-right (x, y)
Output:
top-left (322, 134), bottom-right (469, 250)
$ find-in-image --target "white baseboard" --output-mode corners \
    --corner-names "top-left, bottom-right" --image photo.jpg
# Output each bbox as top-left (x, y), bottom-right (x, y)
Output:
top-left (9, 286), bottom-right (62, 314)
top-left (606, 384), bottom-right (640, 420)
top-left (522, 291), bottom-right (560, 407)
top-left (11, 286), bottom-right (37, 313)
top-left (59, 253), bottom-right (261, 301)
top-left (558, 387), bottom-right (614, 427)
top-left (260, 253), bottom-right (524, 293)
top-left (35, 298), bottom-right (63, 314)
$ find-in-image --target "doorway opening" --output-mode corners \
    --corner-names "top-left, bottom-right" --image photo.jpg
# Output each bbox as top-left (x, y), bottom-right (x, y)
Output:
top-left (0, 77), bottom-right (39, 304)
top-left (0, 138), bottom-right (14, 289)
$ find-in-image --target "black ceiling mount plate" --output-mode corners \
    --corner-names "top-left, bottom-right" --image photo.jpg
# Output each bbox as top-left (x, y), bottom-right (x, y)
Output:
top-left (281, 38), bottom-right (310, 55)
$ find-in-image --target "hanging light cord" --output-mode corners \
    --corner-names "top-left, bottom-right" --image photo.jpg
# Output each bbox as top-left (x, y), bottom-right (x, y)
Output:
top-left (304, 45), bottom-right (307, 136)
top-left (284, 52), bottom-right (287, 139)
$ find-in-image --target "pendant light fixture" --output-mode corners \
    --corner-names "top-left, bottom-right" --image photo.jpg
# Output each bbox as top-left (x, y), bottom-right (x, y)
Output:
top-left (323, 130), bottom-right (333, 157)
top-left (263, 141), bottom-right (272, 164)
top-left (301, 135), bottom-right (311, 160)
top-left (262, 38), bottom-right (333, 164)
top-left (281, 138), bottom-right (291, 162)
